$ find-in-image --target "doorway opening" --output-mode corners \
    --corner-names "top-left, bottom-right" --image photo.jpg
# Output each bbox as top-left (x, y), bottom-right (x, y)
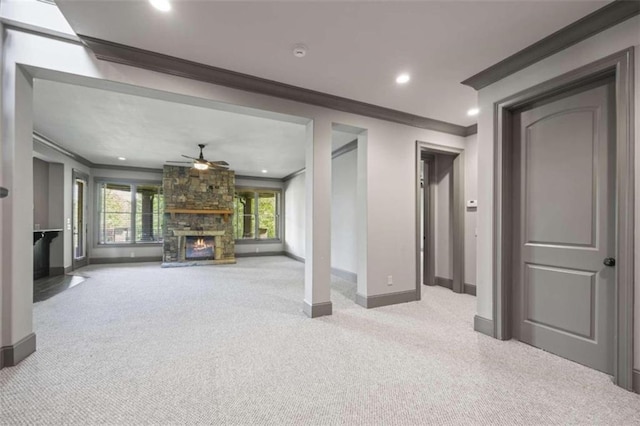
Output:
top-left (72, 170), bottom-right (89, 270)
top-left (415, 141), bottom-right (467, 299)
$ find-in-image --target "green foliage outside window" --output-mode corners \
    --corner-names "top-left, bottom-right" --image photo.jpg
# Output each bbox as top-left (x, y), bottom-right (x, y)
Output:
top-left (233, 189), bottom-right (280, 240)
top-left (98, 182), bottom-right (163, 244)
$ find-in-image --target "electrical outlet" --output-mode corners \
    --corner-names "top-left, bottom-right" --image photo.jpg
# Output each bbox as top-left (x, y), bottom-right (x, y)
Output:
top-left (387, 275), bottom-right (393, 286)
top-left (256, 247), bottom-right (260, 253)
top-left (130, 252), bottom-right (135, 258)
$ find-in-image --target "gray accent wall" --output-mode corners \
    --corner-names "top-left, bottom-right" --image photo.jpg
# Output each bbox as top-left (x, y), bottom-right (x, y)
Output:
top-left (435, 154), bottom-right (454, 280)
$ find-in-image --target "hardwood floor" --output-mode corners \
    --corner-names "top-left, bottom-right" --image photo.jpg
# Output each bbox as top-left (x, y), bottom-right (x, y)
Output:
top-left (33, 274), bottom-right (86, 302)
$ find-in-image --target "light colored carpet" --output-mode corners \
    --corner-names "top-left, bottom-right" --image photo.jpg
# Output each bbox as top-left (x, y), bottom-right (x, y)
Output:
top-left (1, 256), bottom-right (639, 425)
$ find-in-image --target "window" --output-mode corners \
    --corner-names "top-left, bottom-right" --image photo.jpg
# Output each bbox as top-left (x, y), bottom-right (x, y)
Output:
top-left (233, 189), bottom-right (280, 241)
top-left (97, 181), bottom-right (164, 244)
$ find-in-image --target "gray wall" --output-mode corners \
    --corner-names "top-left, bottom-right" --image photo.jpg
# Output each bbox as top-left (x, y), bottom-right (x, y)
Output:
top-left (434, 154), bottom-right (453, 280)
top-left (284, 146), bottom-right (359, 276)
top-left (284, 172), bottom-right (306, 259)
top-left (331, 148), bottom-right (357, 274)
top-left (32, 157), bottom-right (49, 228)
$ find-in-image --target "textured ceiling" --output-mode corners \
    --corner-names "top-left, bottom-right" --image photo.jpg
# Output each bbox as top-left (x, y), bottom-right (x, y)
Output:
top-left (34, 79), bottom-right (356, 178)
top-left (57, 0), bottom-right (609, 126)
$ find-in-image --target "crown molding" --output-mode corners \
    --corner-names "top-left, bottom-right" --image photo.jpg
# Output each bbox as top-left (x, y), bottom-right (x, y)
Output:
top-left (78, 35), bottom-right (469, 137)
top-left (282, 168), bottom-right (305, 183)
top-left (461, 0), bottom-right (640, 90)
top-left (0, 18), bottom-right (82, 45)
top-left (464, 124), bottom-right (477, 136)
top-left (33, 132), bottom-right (162, 174)
top-left (281, 139), bottom-right (359, 182)
top-left (33, 132), bottom-right (93, 167)
top-left (235, 175), bottom-right (284, 183)
top-left (91, 164), bottom-right (163, 174)
top-left (331, 139), bottom-right (358, 159)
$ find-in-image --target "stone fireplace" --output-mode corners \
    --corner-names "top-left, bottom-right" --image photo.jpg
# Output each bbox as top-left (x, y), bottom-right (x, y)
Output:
top-left (162, 166), bottom-right (236, 266)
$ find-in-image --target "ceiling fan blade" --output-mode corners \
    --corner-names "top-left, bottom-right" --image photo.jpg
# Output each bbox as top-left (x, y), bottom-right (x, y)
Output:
top-left (206, 162), bottom-right (228, 169)
top-left (210, 160), bottom-right (229, 166)
top-left (181, 154), bottom-right (198, 160)
top-left (166, 161), bottom-right (193, 164)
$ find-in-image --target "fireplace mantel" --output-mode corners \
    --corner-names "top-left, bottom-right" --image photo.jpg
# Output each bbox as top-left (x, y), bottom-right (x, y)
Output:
top-left (165, 208), bottom-right (233, 222)
top-left (172, 230), bottom-right (225, 237)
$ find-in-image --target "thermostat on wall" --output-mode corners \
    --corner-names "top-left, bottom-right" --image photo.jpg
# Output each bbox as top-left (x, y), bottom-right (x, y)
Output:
top-left (467, 200), bottom-right (478, 208)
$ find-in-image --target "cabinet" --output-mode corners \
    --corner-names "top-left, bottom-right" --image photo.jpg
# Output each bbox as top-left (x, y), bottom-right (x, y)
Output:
top-left (33, 230), bottom-right (62, 280)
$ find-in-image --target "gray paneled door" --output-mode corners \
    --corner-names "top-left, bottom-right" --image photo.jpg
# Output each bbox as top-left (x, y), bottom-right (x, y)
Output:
top-left (512, 81), bottom-right (614, 374)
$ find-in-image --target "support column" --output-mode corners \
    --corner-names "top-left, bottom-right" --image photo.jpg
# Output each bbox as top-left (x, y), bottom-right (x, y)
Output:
top-left (303, 118), bottom-right (332, 318)
top-left (1, 62), bottom-right (36, 368)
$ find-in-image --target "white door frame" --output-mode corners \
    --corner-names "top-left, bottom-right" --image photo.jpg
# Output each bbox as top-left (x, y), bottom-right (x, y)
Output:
top-left (492, 48), bottom-right (634, 391)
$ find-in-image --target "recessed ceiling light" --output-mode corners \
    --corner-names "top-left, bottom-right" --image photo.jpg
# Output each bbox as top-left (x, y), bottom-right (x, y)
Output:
top-left (467, 108), bottom-right (480, 116)
top-left (262, 170), bottom-right (268, 174)
top-left (149, 0), bottom-right (171, 12)
top-left (396, 73), bottom-right (410, 84)
top-left (118, 157), bottom-right (126, 161)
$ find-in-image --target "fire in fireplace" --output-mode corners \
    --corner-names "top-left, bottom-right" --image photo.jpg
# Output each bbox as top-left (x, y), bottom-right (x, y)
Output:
top-left (185, 236), bottom-right (215, 260)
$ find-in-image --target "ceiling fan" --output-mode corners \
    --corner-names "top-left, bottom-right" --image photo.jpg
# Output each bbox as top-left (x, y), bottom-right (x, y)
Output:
top-left (167, 144), bottom-right (229, 170)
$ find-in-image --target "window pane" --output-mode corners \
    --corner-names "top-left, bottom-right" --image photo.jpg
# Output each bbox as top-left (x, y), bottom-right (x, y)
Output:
top-left (233, 189), bottom-right (280, 240)
top-left (99, 183), bottom-right (132, 244)
top-left (258, 192), bottom-right (277, 239)
top-left (135, 185), bottom-right (163, 243)
top-left (105, 213), bottom-right (132, 243)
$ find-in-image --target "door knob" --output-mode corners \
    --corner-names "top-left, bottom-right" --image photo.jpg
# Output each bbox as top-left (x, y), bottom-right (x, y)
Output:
top-left (603, 257), bottom-right (616, 267)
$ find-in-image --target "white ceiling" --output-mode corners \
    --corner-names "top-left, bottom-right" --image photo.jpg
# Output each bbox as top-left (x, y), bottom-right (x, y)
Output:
top-left (56, 0), bottom-right (609, 126)
top-left (33, 79), bottom-right (321, 177)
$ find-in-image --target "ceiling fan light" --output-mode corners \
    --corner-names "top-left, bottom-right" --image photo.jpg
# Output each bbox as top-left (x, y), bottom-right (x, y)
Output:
top-left (193, 162), bottom-right (209, 170)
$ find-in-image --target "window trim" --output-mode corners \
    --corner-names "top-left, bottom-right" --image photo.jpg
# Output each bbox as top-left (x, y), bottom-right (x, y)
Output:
top-left (233, 187), bottom-right (282, 242)
top-left (94, 178), bottom-right (164, 247)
